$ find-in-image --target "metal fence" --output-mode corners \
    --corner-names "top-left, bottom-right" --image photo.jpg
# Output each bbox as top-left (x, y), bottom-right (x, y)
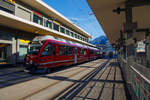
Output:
top-left (118, 55), bottom-right (150, 100)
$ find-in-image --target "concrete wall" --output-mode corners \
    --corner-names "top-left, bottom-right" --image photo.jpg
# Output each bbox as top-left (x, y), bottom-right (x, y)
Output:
top-left (15, 3), bottom-right (32, 21)
top-left (0, 0), bottom-right (15, 14)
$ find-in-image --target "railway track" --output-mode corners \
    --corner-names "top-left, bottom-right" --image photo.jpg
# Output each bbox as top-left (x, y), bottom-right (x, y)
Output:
top-left (53, 59), bottom-right (127, 100)
top-left (53, 59), bottom-right (110, 100)
top-left (24, 60), bottom-right (109, 100)
top-left (0, 60), bottom-right (103, 89)
top-left (0, 59), bottom-right (108, 100)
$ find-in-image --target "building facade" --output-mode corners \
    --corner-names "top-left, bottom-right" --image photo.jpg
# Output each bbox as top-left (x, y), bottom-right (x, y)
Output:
top-left (0, 0), bottom-right (92, 64)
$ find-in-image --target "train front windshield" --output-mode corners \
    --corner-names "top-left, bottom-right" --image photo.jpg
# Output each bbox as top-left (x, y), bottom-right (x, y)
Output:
top-left (28, 41), bottom-right (42, 55)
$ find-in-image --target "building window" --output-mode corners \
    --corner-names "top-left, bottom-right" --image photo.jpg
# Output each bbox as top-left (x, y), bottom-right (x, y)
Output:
top-left (45, 20), bottom-right (52, 29)
top-left (60, 27), bottom-right (65, 34)
top-left (85, 38), bottom-right (88, 42)
top-left (77, 35), bottom-right (80, 39)
top-left (81, 37), bottom-right (83, 41)
top-left (0, 44), bottom-right (10, 63)
top-left (75, 34), bottom-right (77, 38)
top-left (19, 45), bottom-right (28, 61)
top-left (83, 38), bottom-right (85, 41)
top-left (70, 32), bottom-right (74, 37)
top-left (33, 14), bottom-right (43, 25)
top-left (66, 30), bottom-right (70, 36)
top-left (53, 23), bottom-right (59, 31)
top-left (80, 36), bottom-right (82, 40)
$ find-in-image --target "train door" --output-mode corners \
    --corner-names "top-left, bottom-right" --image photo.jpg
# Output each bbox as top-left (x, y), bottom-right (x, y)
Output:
top-left (39, 42), bottom-right (54, 68)
top-left (74, 47), bottom-right (77, 64)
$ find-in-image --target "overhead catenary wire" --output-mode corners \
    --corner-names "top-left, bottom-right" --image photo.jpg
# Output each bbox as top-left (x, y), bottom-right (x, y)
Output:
top-left (71, 0), bottom-right (102, 37)
top-left (68, 0), bottom-right (94, 36)
top-left (43, 0), bottom-right (102, 39)
top-left (44, 0), bottom-right (92, 35)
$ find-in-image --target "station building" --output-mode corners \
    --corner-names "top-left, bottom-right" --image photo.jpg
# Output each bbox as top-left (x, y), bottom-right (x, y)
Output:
top-left (0, 0), bottom-right (94, 64)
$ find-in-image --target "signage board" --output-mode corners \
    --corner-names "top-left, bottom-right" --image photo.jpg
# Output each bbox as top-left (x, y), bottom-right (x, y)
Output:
top-left (136, 41), bottom-right (145, 53)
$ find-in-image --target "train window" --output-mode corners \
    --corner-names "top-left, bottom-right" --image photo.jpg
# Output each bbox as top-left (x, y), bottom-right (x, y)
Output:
top-left (90, 50), bottom-right (94, 54)
top-left (66, 30), bottom-right (70, 36)
top-left (53, 44), bottom-right (56, 56)
top-left (67, 46), bottom-right (73, 55)
top-left (41, 44), bottom-right (52, 56)
top-left (69, 46), bottom-right (73, 55)
top-left (83, 49), bottom-right (87, 55)
top-left (28, 42), bottom-right (41, 55)
top-left (59, 45), bottom-right (66, 56)
top-left (45, 20), bottom-right (52, 29)
top-left (60, 27), bottom-right (65, 33)
top-left (79, 48), bottom-right (85, 55)
top-left (96, 51), bottom-right (100, 55)
top-left (33, 14), bottom-right (43, 25)
top-left (59, 45), bottom-right (73, 56)
top-left (53, 23), bottom-right (59, 31)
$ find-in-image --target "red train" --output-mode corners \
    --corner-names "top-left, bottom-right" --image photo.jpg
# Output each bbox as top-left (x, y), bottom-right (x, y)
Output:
top-left (25, 36), bottom-right (100, 73)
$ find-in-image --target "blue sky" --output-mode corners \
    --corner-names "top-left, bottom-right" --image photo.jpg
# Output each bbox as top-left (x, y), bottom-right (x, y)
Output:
top-left (43, 0), bottom-right (105, 40)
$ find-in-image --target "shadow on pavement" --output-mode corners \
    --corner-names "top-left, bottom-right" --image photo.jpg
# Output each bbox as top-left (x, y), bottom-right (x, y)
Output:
top-left (52, 60), bottom-right (131, 100)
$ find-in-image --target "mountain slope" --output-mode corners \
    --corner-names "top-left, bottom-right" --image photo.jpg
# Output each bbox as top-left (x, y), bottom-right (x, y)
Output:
top-left (89, 35), bottom-right (108, 45)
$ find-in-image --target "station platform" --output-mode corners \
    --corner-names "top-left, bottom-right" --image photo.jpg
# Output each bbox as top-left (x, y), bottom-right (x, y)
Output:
top-left (0, 59), bottom-right (131, 100)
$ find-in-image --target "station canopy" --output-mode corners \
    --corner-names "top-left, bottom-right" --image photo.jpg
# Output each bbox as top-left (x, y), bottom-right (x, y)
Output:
top-left (87, 0), bottom-right (150, 44)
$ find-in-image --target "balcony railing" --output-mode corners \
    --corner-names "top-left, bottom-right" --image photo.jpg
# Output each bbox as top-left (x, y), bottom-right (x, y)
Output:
top-left (32, 13), bottom-right (88, 42)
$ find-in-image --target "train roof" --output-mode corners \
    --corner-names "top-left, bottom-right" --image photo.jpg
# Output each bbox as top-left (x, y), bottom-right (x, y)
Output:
top-left (33, 36), bottom-right (98, 50)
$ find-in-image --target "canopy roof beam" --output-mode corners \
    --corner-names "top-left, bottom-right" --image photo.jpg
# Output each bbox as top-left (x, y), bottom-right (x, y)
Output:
top-left (126, 0), bottom-right (150, 8)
